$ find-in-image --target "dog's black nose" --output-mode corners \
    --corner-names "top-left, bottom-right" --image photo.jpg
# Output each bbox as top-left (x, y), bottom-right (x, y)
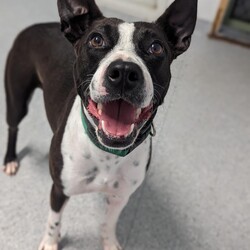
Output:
top-left (107, 60), bottom-right (143, 91)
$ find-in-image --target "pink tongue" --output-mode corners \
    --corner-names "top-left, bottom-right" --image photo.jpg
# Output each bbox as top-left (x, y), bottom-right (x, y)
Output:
top-left (100, 100), bottom-right (136, 137)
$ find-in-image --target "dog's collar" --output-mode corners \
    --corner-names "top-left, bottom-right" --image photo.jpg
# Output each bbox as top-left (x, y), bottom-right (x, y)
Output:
top-left (80, 103), bottom-right (155, 157)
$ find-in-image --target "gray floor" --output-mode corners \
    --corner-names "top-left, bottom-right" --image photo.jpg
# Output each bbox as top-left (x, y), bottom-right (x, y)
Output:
top-left (0, 1), bottom-right (250, 250)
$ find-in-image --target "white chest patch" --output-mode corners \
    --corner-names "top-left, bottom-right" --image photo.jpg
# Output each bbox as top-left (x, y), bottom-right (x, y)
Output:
top-left (60, 96), bottom-right (151, 197)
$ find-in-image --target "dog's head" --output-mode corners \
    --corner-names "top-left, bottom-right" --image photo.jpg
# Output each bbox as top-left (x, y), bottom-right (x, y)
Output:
top-left (58, 0), bottom-right (197, 150)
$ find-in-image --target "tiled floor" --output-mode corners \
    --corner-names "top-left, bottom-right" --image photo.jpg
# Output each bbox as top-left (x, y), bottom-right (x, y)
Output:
top-left (0, 1), bottom-right (250, 250)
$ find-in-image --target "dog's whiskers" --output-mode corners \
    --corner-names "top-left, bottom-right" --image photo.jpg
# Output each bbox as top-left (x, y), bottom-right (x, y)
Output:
top-left (83, 86), bottom-right (90, 97)
top-left (86, 74), bottom-right (94, 78)
top-left (153, 89), bottom-right (162, 105)
top-left (154, 82), bottom-right (165, 90)
top-left (77, 79), bottom-right (92, 90)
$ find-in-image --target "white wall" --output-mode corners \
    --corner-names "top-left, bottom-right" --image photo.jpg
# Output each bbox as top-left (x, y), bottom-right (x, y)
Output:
top-left (153, 0), bottom-right (222, 22)
top-left (198, 0), bottom-right (221, 22)
top-left (97, 0), bottom-right (221, 23)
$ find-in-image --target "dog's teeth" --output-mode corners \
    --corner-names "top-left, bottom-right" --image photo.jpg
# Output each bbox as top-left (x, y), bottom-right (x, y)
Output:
top-left (136, 109), bottom-right (142, 119)
top-left (101, 120), bottom-right (107, 133)
top-left (97, 103), bottom-right (102, 110)
top-left (130, 124), bottom-right (135, 133)
top-left (97, 103), bottom-right (102, 115)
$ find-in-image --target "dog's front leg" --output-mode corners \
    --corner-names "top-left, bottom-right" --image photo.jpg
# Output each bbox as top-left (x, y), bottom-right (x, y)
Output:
top-left (39, 184), bottom-right (69, 250)
top-left (101, 194), bottom-right (129, 250)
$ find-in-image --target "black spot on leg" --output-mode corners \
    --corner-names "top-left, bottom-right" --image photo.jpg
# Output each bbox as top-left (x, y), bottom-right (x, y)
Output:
top-left (82, 153), bottom-right (91, 159)
top-left (86, 176), bottom-right (95, 184)
top-left (106, 197), bottom-right (110, 205)
top-left (55, 222), bottom-right (60, 226)
top-left (106, 155), bottom-right (111, 160)
top-left (133, 180), bottom-right (138, 186)
top-left (50, 225), bottom-right (55, 230)
top-left (113, 181), bottom-right (119, 189)
top-left (48, 232), bottom-right (53, 237)
top-left (86, 167), bottom-right (99, 184)
top-left (133, 161), bottom-right (140, 167)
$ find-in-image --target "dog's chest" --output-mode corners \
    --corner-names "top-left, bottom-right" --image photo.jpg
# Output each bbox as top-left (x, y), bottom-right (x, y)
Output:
top-left (60, 97), bottom-right (150, 197)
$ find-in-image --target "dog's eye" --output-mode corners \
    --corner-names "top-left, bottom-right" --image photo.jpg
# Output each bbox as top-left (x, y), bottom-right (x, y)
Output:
top-left (148, 42), bottom-right (164, 56)
top-left (89, 34), bottom-right (105, 48)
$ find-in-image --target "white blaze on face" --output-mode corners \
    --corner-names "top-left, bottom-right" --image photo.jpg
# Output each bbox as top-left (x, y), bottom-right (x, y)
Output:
top-left (90, 22), bottom-right (154, 108)
top-left (116, 22), bottom-right (135, 52)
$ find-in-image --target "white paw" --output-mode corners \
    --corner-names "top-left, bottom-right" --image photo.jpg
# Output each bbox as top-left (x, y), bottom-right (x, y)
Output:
top-left (3, 161), bottom-right (19, 176)
top-left (103, 240), bottom-right (122, 250)
top-left (38, 241), bottom-right (58, 250)
top-left (103, 245), bottom-right (122, 250)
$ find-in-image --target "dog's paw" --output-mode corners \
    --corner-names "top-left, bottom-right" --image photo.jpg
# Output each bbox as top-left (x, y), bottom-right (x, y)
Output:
top-left (3, 161), bottom-right (19, 176)
top-left (38, 242), bottom-right (58, 250)
top-left (103, 244), bottom-right (122, 250)
top-left (103, 240), bottom-right (122, 250)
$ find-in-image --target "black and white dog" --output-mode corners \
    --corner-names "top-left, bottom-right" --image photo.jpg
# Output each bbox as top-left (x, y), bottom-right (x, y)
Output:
top-left (3, 0), bottom-right (197, 249)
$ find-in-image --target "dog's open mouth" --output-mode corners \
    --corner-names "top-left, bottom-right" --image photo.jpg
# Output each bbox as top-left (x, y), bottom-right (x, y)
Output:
top-left (87, 99), bottom-right (152, 140)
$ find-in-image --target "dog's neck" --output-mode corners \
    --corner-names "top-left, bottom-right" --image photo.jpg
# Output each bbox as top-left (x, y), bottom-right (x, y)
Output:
top-left (80, 100), bottom-right (154, 157)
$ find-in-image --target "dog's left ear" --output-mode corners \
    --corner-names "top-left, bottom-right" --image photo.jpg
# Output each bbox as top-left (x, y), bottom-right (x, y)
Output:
top-left (57, 0), bottom-right (103, 44)
top-left (156, 0), bottom-right (198, 58)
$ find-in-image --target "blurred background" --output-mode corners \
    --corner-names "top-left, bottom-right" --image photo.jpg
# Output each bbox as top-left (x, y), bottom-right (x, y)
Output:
top-left (0, 0), bottom-right (249, 250)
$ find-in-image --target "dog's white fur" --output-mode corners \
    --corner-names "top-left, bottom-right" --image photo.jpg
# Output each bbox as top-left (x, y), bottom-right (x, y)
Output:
top-left (3, 161), bottom-right (19, 175)
top-left (61, 95), bottom-right (150, 196)
top-left (39, 208), bottom-right (65, 250)
top-left (39, 95), bottom-right (150, 250)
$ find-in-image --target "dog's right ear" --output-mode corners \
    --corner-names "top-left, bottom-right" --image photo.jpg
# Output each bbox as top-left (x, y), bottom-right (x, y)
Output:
top-left (57, 0), bottom-right (103, 44)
